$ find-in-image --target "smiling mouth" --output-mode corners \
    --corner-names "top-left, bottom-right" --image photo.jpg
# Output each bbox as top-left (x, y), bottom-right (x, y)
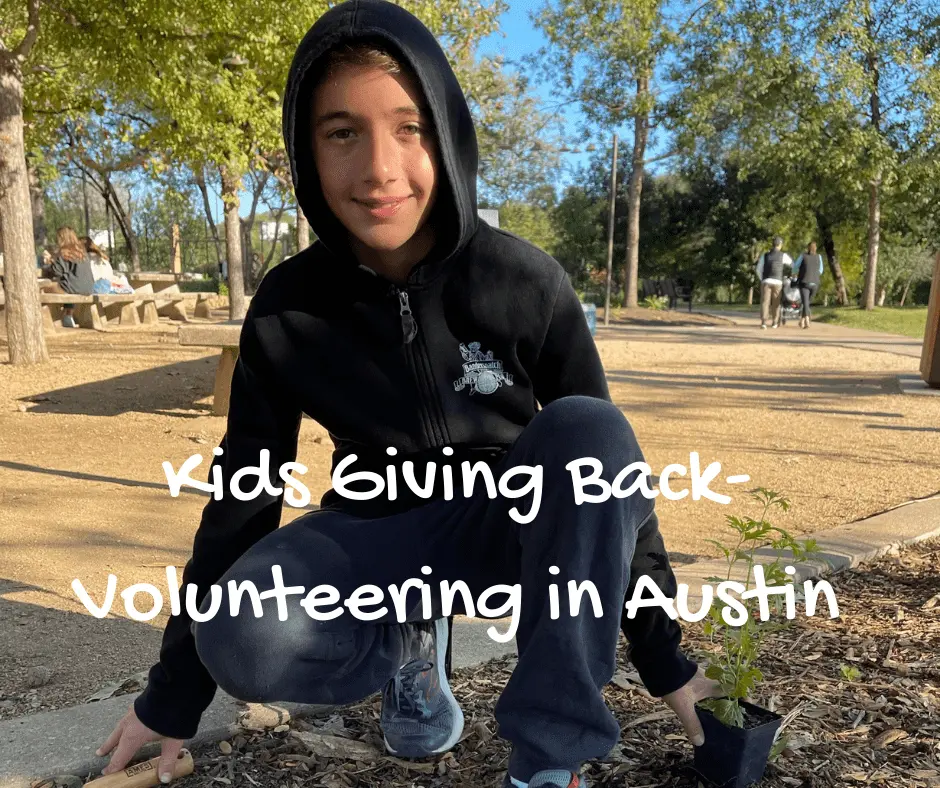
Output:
top-left (357, 197), bottom-right (410, 207)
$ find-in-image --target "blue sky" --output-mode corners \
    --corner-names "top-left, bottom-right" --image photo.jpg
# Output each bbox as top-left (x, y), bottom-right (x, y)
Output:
top-left (476, 0), bottom-right (600, 184)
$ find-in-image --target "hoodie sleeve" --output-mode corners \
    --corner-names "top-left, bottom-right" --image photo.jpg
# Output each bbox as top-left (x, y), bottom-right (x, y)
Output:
top-left (134, 308), bottom-right (302, 739)
top-left (621, 508), bottom-right (698, 696)
top-left (534, 270), bottom-right (698, 697)
top-left (532, 272), bottom-right (610, 404)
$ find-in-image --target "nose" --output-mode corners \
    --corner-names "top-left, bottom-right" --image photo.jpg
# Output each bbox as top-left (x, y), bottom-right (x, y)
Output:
top-left (363, 128), bottom-right (402, 184)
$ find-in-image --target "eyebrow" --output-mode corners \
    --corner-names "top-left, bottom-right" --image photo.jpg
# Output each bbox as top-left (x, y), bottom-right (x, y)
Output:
top-left (313, 105), bottom-right (428, 129)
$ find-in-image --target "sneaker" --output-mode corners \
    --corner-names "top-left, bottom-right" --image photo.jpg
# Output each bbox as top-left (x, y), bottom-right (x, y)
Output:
top-left (61, 315), bottom-right (78, 328)
top-left (502, 770), bottom-right (588, 788)
top-left (760, 324), bottom-right (767, 330)
top-left (380, 617), bottom-right (464, 758)
top-left (771, 322), bottom-right (779, 329)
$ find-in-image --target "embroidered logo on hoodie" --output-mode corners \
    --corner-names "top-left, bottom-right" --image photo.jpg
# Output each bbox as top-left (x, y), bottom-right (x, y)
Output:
top-left (453, 342), bottom-right (514, 395)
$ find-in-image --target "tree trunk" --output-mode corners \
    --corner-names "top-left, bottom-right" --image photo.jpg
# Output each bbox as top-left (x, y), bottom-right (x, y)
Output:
top-left (876, 285), bottom-right (887, 307)
top-left (221, 165), bottom-right (247, 320)
top-left (899, 278), bottom-right (912, 307)
top-left (862, 16), bottom-right (881, 311)
top-left (816, 211), bottom-right (848, 305)
top-left (0, 61), bottom-right (48, 364)
top-left (195, 167), bottom-right (225, 267)
top-left (747, 286), bottom-right (754, 306)
top-left (622, 74), bottom-right (649, 309)
top-left (254, 203), bottom-right (286, 288)
top-left (297, 205), bottom-right (310, 252)
top-left (27, 158), bottom-right (46, 252)
top-left (99, 174), bottom-right (139, 271)
top-left (862, 174), bottom-right (881, 310)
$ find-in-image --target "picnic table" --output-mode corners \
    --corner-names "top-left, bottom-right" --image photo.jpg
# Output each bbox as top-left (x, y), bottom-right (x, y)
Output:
top-left (179, 321), bottom-right (243, 416)
top-left (126, 272), bottom-right (199, 293)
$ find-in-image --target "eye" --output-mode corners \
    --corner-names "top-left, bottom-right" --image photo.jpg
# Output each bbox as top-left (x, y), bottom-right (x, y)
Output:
top-left (402, 123), bottom-right (421, 135)
top-left (327, 128), bottom-right (354, 140)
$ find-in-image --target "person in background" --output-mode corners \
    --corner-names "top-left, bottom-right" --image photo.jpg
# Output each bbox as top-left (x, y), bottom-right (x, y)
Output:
top-left (44, 227), bottom-right (97, 328)
top-left (754, 236), bottom-right (793, 329)
top-left (82, 237), bottom-right (134, 294)
top-left (791, 241), bottom-right (824, 329)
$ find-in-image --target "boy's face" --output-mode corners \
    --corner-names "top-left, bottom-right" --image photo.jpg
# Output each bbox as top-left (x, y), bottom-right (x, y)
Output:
top-left (310, 64), bottom-right (439, 266)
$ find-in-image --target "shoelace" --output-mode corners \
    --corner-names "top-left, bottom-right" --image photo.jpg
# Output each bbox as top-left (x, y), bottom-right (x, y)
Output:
top-left (391, 659), bottom-right (434, 716)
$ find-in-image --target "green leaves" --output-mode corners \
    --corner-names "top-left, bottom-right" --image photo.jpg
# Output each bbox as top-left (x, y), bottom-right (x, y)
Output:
top-left (698, 488), bottom-right (818, 728)
top-left (840, 664), bottom-right (862, 682)
top-left (699, 697), bottom-right (746, 728)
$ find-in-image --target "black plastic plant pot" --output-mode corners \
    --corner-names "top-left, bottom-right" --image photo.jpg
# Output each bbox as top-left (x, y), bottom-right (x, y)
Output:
top-left (692, 700), bottom-right (783, 788)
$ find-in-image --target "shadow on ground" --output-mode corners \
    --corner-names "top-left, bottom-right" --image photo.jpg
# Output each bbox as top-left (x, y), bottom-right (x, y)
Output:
top-left (607, 368), bottom-right (898, 399)
top-left (0, 580), bottom-right (162, 720)
top-left (17, 358), bottom-right (218, 417)
top-left (596, 322), bottom-right (922, 357)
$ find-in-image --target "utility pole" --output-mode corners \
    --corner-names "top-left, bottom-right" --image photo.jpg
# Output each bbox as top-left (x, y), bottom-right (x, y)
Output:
top-left (604, 133), bottom-right (618, 326)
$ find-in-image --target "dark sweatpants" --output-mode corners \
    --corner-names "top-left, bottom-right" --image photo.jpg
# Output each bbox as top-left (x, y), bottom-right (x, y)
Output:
top-left (193, 396), bottom-right (654, 779)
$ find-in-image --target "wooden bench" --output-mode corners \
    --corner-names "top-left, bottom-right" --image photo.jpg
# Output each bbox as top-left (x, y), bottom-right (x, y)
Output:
top-left (178, 321), bottom-right (243, 416)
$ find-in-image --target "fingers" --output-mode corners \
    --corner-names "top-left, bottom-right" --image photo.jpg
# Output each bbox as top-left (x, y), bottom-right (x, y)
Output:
top-left (674, 702), bottom-right (706, 747)
top-left (96, 717), bottom-right (125, 758)
top-left (158, 740), bottom-right (184, 783)
top-left (102, 729), bottom-right (143, 775)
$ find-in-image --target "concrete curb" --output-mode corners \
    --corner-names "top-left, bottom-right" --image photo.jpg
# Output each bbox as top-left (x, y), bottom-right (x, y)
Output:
top-left (672, 495), bottom-right (940, 604)
top-left (2, 497), bottom-right (938, 786)
top-left (898, 374), bottom-right (940, 396)
top-left (0, 694), bottom-right (332, 788)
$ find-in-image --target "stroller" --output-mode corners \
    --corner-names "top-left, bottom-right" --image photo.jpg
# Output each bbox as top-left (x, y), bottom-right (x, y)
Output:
top-left (778, 277), bottom-right (802, 325)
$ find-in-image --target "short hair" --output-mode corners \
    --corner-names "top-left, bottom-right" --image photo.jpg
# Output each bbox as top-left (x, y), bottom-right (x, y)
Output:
top-left (321, 41), bottom-right (405, 80)
top-left (808, 241), bottom-right (817, 253)
top-left (773, 236), bottom-right (784, 248)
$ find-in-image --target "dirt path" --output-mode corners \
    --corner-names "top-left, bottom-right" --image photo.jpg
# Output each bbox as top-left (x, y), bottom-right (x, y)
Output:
top-left (1, 314), bottom-right (937, 719)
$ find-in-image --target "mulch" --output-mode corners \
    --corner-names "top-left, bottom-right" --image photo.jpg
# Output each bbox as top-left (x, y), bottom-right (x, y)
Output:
top-left (70, 538), bottom-right (940, 788)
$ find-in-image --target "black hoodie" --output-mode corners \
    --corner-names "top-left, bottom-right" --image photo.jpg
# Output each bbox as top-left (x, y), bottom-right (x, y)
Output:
top-left (134, 0), bottom-right (695, 739)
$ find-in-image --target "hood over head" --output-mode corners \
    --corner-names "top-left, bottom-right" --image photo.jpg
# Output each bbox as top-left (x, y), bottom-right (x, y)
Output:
top-left (283, 0), bottom-right (480, 279)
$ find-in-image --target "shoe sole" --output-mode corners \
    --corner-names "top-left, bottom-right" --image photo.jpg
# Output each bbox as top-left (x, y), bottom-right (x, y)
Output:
top-left (383, 617), bottom-right (465, 757)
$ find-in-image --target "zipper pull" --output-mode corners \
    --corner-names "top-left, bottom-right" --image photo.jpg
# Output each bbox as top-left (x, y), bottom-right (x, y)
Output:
top-left (397, 289), bottom-right (418, 344)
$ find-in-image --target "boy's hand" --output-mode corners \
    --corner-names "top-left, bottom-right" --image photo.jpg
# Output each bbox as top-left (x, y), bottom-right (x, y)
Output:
top-left (659, 667), bottom-right (723, 746)
top-left (97, 705), bottom-right (184, 782)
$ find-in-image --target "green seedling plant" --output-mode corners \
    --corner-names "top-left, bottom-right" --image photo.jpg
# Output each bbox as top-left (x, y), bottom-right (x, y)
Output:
top-left (698, 488), bottom-right (818, 728)
top-left (840, 664), bottom-right (862, 682)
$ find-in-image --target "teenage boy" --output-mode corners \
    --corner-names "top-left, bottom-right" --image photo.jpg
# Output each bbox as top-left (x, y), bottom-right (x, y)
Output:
top-left (97, 2), bottom-right (718, 786)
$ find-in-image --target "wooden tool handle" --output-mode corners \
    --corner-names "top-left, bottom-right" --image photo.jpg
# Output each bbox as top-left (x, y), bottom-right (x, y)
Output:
top-left (85, 749), bottom-right (193, 788)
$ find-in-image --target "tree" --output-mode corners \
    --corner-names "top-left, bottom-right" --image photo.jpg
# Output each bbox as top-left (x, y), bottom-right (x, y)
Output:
top-left (527, 0), bottom-right (682, 307)
top-left (877, 241), bottom-right (936, 306)
top-left (669, 0), bottom-right (940, 310)
top-left (1, 0), bottom-right (47, 364)
top-left (498, 198), bottom-right (559, 255)
top-left (551, 184), bottom-right (608, 284)
top-left (465, 59), bottom-right (563, 204)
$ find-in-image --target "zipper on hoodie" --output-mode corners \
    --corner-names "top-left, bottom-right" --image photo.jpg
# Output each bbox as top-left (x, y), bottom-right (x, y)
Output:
top-left (392, 286), bottom-right (443, 444)
top-left (396, 288), bottom-right (418, 344)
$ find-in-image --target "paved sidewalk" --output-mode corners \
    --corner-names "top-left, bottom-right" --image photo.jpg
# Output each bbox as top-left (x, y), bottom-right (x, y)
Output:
top-left (3, 496), bottom-right (939, 788)
top-left (696, 309), bottom-right (923, 359)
